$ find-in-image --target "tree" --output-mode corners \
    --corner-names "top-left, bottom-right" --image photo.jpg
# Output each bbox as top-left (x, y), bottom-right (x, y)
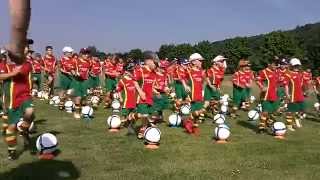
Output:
top-left (128, 49), bottom-right (143, 60)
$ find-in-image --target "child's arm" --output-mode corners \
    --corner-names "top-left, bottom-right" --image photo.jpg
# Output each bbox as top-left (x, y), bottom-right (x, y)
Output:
top-left (134, 81), bottom-right (146, 100)
top-left (0, 68), bottom-right (20, 81)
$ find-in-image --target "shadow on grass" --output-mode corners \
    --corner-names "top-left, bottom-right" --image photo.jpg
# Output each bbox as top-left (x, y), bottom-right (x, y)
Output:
top-left (0, 160), bottom-right (80, 180)
top-left (305, 113), bottom-right (320, 123)
top-left (237, 120), bottom-right (257, 132)
top-left (34, 119), bottom-right (47, 125)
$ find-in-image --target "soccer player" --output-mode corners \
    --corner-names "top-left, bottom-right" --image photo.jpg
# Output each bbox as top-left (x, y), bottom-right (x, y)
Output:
top-left (231, 60), bottom-right (249, 117)
top-left (204, 55), bottom-right (227, 113)
top-left (0, 60), bottom-right (34, 160)
top-left (116, 62), bottom-right (145, 135)
top-left (0, 53), bottom-right (8, 135)
top-left (31, 53), bottom-right (43, 93)
top-left (134, 51), bottom-right (158, 139)
top-left (243, 61), bottom-right (255, 109)
top-left (284, 58), bottom-right (306, 131)
top-left (182, 53), bottom-right (206, 134)
top-left (276, 58), bottom-right (289, 113)
top-left (89, 55), bottom-right (102, 94)
top-left (103, 55), bottom-right (120, 108)
top-left (71, 48), bottom-right (92, 119)
top-left (42, 46), bottom-right (57, 97)
top-left (117, 58), bottom-right (125, 76)
top-left (58, 47), bottom-right (76, 110)
top-left (256, 59), bottom-right (279, 133)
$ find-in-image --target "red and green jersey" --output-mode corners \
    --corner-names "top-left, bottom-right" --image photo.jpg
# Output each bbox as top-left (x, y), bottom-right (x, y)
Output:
top-left (31, 59), bottom-right (43, 73)
top-left (207, 66), bottom-right (225, 88)
top-left (91, 60), bottom-right (101, 76)
top-left (43, 55), bottom-right (56, 74)
top-left (244, 69), bottom-right (255, 87)
top-left (232, 71), bottom-right (247, 88)
top-left (60, 57), bottom-right (76, 74)
top-left (5, 62), bottom-right (32, 109)
top-left (173, 65), bottom-right (188, 81)
top-left (104, 61), bottom-right (118, 78)
top-left (116, 63), bottom-right (124, 75)
top-left (187, 67), bottom-right (205, 102)
top-left (117, 76), bottom-right (137, 109)
top-left (257, 68), bottom-right (278, 101)
top-left (284, 71), bottom-right (305, 103)
top-left (155, 71), bottom-right (168, 93)
top-left (303, 71), bottom-right (313, 87)
top-left (76, 58), bottom-right (92, 80)
top-left (134, 66), bottom-right (156, 105)
top-left (276, 69), bottom-right (289, 87)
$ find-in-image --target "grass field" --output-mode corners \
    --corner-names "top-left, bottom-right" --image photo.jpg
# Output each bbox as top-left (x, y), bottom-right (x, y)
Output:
top-left (1, 77), bottom-right (320, 180)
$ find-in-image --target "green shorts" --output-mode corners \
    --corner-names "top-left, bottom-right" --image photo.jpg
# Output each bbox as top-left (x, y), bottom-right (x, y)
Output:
top-left (262, 101), bottom-right (278, 113)
top-left (244, 88), bottom-right (251, 99)
top-left (153, 93), bottom-right (169, 111)
top-left (88, 76), bottom-right (100, 89)
top-left (122, 108), bottom-right (136, 116)
top-left (275, 87), bottom-right (286, 109)
top-left (59, 72), bottom-right (73, 90)
top-left (233, 86), bottom-right (247, 107)
top-left (287, 102), bottom-right (305, 112)
top-left (105, 77), bottom-right (117, 92)
top-left (175, 81), bottom-right (187, 100)
top-left (137, 104), bottom-right (153, 115)
top-left (8, 99), bottom-right (33, 125)
top-left (71, 79), bottom-right (88, 97)
top-left (204, 85), bottom-right (220, 101)
top-left (32, 73), bottom-right (42, 90)
top-left (191, 102), bottom-right (203, 112)
top-left (317, 95), bottom-right (320, 102)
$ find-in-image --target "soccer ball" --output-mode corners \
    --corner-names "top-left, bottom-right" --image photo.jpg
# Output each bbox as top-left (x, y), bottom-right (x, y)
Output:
top-left (50, 96), bottom-right (60, 106)
top-left (248, 110), bottom-right (260, 121)
top-left (214, 124), bottom-right (231, 140)
top-left (16, 120), bottom-right (35, 132)
top-left (213, 114), bottom-right (226, 124)
top-left (144, 127), bottom-right (161, 144)
top-left (42, 92), bottom-right (49, 100)
top-left (36, 133), bottom-right (58, 154)
top-left (314, 102), bottom-right (320, 111)
top-left (168, 113), bottom-right (182, 127)
top-left (180, 104), bottom-right (191, 115)
top-left (31, 89), bottom-right (38, 97)
top-left (64, 100), bottom-right (74, 113)
top-left (111, 99), bottom-right (121, 110)
top-left (90, 96), bottom-right (100, 105)
top-left (107, 115), bottom-right (121, 129)
top-left (37, 91), bottom-right (43, 98)
top-left (170, 92), bottom-right (176, 99)
top-left (66, 89), bottom-right (74, 96)
top-left (113, 92), bottom-right (120, 99)
top-left (272, 122), bottom-right (286, 136)
top-left (221, 101), bottom-right (229, 106)
top-left (81, 106), bottom-right (94, 118)
top-left (221, 105), bottom-right (228, 113)
top-left (256, 104), bottom-right (263, 112)
top-left (250, 96), bottom-right (256, 103)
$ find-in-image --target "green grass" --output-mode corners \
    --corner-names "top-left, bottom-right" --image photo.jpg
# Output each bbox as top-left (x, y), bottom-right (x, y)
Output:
top-left (1, 78), bottom-right (320, 180)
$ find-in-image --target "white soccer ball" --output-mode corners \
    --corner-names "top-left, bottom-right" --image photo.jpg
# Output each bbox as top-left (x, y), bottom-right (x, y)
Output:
top-left (144, 127), bottom-right (161, 144)
top-left (250, 96), bottom-right (256, 103)
top-left (168, 113), bottom-right (182, 127)
top-left (81, 106), bottom-right (94, 118)
top-left (64, 100), bottom-right (74, 113)
top-left (37, 91), bottom-right (43, 98)
top-left (248, 110), bottom-right (260, 121)
top-left (90, 96), bottom-right (100, 105)
top-left (170, 92), bottom-right (176, 99)
top-left (222, 101), bottom-right (229, 106)
top-left (111, 99), bottom-right (121, 110)
top-left (256, 104), bottom-right (263, 112)
top-left (66, 89), bottom-right (74, 96)
top-left (314, 102), bottom-right (320, 110)
top-left (221, 105), bottom-right (228, 113)
top-left (214, 124), bottom-right (231, 140)
top-left (36, 133), bottom-right (58, 154)
top-left (213, 114), bottom-right (226, 124)
top-left (272, 122), bottom-right (286, 136)
top-left (113, 93), bottom-right (120, 99)
top-left (180, 104), bottom-right (191, 115)
top-left (16, 120), bottom-right (35, 132)
top-left (31, 89), bottom-right (38, 96)
top-left (43, 92), bottom-right (49, 100)
top-left (107, 115), bottom-right (121, 129)
top-left (50, 96), bottom-right (60, 106)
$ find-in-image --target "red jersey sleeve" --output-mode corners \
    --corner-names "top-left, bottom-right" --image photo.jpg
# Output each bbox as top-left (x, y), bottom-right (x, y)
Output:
top-left (20, 63), bottom-right (32, 76)
top-left (116, 80), bottom-right (124, 92)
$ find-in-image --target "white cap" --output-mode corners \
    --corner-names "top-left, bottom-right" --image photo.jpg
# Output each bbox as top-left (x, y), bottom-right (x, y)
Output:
top-left (212, 55), bottom-right (227, 62)
top-left (0, 48), bottom-right (7, 55)
top-left (189, 53), bottom-right (204, 61)
top-left (290, 58), bottom-right (301, 66)
top-left (62, 46), bottom-right (74, 53)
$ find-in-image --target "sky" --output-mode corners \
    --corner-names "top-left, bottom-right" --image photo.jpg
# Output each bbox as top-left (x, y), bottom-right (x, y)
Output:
top-left (0, 0), bottom-right (320, 55)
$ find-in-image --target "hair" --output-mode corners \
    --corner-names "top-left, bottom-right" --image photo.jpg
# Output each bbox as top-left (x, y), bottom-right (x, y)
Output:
top-left (46, 46), bottom-right (53, 50)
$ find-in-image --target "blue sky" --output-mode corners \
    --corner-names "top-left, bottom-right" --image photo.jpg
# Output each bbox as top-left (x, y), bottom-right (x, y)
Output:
top-left (0, 0), bottom-right (319, 55)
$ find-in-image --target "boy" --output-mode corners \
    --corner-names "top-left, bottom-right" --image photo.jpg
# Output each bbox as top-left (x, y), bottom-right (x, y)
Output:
top-left (42, 46), bottom-right (57, 97)
top-left (31, 53), bottom-right (43, 93)
top-left (104, 55), bottom-right (120, 108)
